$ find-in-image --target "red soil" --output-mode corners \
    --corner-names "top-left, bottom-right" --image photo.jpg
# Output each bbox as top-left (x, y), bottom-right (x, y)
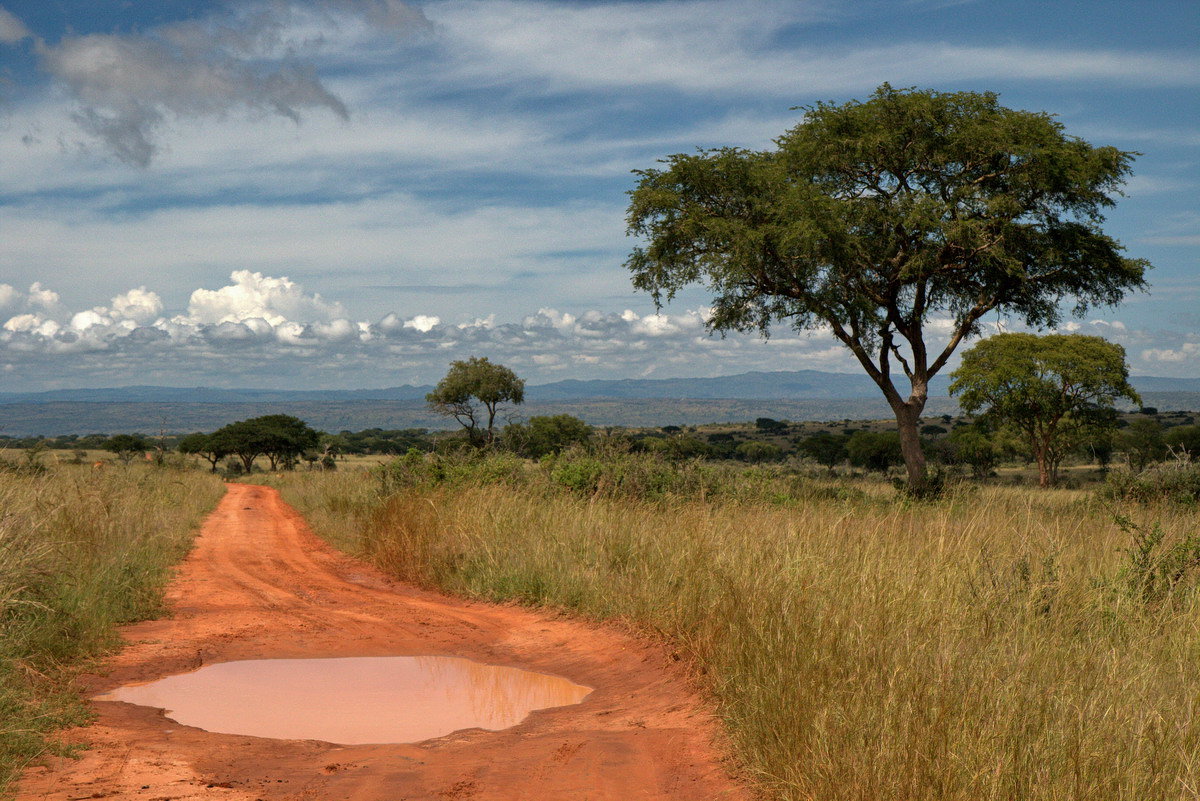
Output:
top-left (18, 483), bottom-right (751, 800)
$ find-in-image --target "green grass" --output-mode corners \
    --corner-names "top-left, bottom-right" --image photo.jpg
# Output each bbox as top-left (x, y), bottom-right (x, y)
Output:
top-left (0, 463), bottom-right (224, 795)
top-left (278, 453), bottom-right (1200, 801)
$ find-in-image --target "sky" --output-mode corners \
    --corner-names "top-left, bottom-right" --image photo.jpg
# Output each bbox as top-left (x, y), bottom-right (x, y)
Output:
top-left (0, 0), bottom-right (1196, 391)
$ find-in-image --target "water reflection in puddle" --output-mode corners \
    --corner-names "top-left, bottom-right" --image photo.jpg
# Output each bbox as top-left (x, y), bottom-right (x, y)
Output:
top-left (95, 656), bottom-right (592, 744)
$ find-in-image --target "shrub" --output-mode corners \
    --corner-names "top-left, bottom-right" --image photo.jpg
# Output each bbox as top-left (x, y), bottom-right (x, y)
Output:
top-left (1100, 460), bottom-right (1200, 505)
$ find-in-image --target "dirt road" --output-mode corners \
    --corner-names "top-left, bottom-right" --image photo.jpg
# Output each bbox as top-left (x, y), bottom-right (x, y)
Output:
top-left (19, 483), bottom-right (749, 800)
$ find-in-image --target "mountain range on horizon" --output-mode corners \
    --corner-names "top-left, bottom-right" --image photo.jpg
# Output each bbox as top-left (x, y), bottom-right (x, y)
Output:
top-left (4, 370), bottom-right (1200, 405)
top-left (3, 370), bottom-right (1198, 436)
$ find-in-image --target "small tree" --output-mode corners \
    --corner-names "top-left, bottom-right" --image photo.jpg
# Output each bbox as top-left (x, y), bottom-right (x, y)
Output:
top-left (625, 84), bottom-right (1148, 495)
top-left (797, 432), bottom-right (848, 471)
top-left (949, 333), bottom-right (1139, 487)
top-left (846, 431), bottom-right (903, 473)
top-left (1121, 418), bottom-right (1168, 472)
top-left (947, 426), bottom-right (997, 478)
top-left (506, 414), bottom-right (593, 457)
top-left (104, 433), bottom-right (148, 465)
top-left (1165, 425), bottom-right (1200, 460)
top-left (178, 432), bottom-right (228, 472)
top-left (426, 357), bottom-right (525, 447)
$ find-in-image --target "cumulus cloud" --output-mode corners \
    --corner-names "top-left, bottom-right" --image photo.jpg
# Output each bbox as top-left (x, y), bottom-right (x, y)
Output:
top-left (1143, 342), bottom-right (1200, 363)
top-left (111, 287), bottom-right (164, 324)
top-left (185, 270), bottom-right (344, 326)
top-left (26, 282), bottom-right (61, 311)
top-left (33, 0), bottom-right (428, 165)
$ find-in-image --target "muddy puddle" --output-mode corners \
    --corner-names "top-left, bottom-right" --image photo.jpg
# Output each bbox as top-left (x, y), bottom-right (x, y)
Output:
top-left (94, 656), bottom-right (592, 744)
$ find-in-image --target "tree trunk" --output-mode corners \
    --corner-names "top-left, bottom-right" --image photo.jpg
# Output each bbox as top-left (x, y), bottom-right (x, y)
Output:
top-left (893, 401), bottom-right (929, 495)
top-left (1036, 453), bottom-right (1051, 487)
top-left (1034, 428), bottom-right (1056, 488)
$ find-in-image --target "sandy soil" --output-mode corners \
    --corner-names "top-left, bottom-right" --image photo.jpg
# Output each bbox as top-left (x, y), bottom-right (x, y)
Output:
top-left (18, 483), bottom-right (751, 800)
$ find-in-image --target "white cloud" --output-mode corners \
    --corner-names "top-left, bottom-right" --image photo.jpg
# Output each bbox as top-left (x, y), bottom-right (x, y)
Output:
top-left (4, 274), bottom-right (1197, 388)
top-left (185, 270), bottom-right (345, 327)
top-left (3, 313), bottom-right (59, 337)
top-left (111, 287), bottom-right (164, 323)
top-left (0, 5), bottom-right (29, 44)
top-left (0, 284), bottom-right (19, 311)
top-left (404, 314), bottom-right (440, 333)
top-left (429, 0), bottom-right (1200, 96)
top-left (1142, 343), bottom-right (1200, 363)
top-left (32, 0), bottom-right (429, 165)
top-left (26, 282), bottom-right (61, 312)
top-left (69, 309), bottom-right (110, 331)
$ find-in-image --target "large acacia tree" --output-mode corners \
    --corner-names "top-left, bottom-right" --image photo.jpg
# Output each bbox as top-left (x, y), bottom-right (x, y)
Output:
top-left (625, 84), bottom-right (1148, 494)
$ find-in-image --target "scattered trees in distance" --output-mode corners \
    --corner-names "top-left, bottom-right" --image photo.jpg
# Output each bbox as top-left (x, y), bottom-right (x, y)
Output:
top-left (625, 84), bottom-right (1149, 495)
top-left (950, 333), bottom-right (1140, 487)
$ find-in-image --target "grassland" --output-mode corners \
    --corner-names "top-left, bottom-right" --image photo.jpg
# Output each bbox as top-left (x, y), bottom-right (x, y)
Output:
top-left (278, 453), bottom-right (1200, 801)
top-left (0, 460), bottom-right (224, 794)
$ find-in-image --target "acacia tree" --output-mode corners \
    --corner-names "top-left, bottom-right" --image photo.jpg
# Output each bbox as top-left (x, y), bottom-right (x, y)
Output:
top-left (104, 433), bottom-right (148, 465)
top-left (426, 357), bottom-right (525, 447)
top-left (625, 84), bottom-right (1148, 494)
top-left (178, 432), bottom-right (228, 472)
top-left (212, 415), bottom-right (320, 472)
top-left (949, 333), bottom-right (1139, 487)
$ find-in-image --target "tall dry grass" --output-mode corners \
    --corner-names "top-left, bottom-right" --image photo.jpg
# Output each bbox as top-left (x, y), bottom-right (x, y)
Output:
top-left (279, 461), bottom-right (1200, 801)
top-left (0, 463), bottom-right (224, 793)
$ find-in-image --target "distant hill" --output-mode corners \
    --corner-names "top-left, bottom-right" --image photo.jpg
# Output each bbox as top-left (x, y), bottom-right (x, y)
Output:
top-left (1, 371), bottom-right (1197, 436)
top-left (0, 384), bottom-right (433, 404)
top-left (5, 370), bottom-right (1197, 406)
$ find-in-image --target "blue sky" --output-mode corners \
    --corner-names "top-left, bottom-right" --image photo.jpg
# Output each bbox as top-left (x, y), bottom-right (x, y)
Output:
top-left (0, 0), bottom-right (1196, 391)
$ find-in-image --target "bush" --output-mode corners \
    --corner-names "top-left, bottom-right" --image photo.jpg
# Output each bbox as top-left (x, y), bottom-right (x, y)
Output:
top-left (376, 449), bottom-right (529, 494)
top-left (735, 440), bottom-right (783, 463)
top-left (1100, 461), bottom-right (1200, 505)
top-left (1165, 425), bottom-right (1200, 460)
top-left (847, 431), bottom-right (903, 473)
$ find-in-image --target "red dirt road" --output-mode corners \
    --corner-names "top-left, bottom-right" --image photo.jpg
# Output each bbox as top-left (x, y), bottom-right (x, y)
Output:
top-left (18, 483), bottom-right (750, 800)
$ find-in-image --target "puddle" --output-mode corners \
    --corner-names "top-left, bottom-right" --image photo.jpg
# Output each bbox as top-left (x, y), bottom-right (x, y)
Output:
top-left (94, 656), bottom-right (592, 744)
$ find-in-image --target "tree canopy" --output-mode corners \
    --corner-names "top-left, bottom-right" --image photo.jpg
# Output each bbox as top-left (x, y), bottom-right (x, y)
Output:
top-left (426, 357), bottom-right (525, 447)
top-left (505, 414), bottom-right (593, 457)
top-left (177, 432), bottom-right (229, 472)
top-left (625, 84), bottom-right (1148, 494)
top-left (949, 333), bottom-right (1139, 486)
top-left (210, 415), bottom-right (321, 472)
top-left (104, 433), bottom-right (148, 464)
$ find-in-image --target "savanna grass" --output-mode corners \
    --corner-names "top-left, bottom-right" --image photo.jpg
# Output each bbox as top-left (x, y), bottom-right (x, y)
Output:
top-left (279, 454), bottom-right (1200, 801)
top-left (0, 464), bottom-right (223, 795)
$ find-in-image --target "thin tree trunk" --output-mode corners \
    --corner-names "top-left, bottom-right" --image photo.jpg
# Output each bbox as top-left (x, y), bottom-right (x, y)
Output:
top-left (1036, 453), bottom-right (1051, 487)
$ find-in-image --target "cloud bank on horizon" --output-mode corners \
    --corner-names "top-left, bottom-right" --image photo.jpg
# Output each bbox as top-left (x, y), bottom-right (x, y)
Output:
top-left (0, 271), bottom-right (1185, 390)
top-left (0, 0), bottom-right (1196, 390)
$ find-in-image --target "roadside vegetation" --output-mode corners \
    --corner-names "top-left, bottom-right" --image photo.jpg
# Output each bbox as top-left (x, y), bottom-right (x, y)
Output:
top-left (275, 445), bottom-right (1200, 801)
top-left (0, 457), bottom-right (223, 794)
